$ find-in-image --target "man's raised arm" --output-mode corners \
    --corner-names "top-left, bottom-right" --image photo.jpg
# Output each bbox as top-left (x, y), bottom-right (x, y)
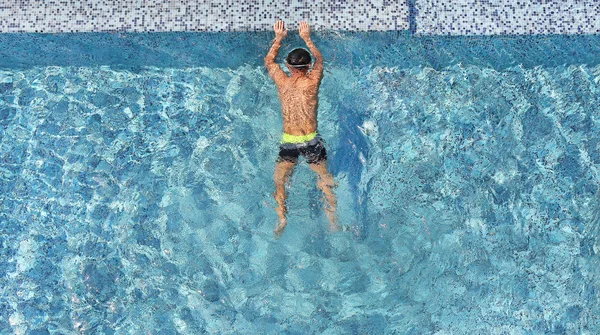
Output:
top-left (299, 21), bottom-right (323, 80)
top-left (265, 20), bottom-right (287, 81)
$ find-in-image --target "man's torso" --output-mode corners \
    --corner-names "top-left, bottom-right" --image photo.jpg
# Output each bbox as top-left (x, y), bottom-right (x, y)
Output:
top-left (276, 76), bottom-right (320, 135)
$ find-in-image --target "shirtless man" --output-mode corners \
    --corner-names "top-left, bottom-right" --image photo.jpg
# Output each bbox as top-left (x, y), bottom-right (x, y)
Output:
top-left (265, 20), bottom-right (338, 236)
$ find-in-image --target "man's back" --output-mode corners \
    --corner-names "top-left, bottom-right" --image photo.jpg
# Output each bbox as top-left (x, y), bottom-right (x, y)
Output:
top-left (275, 74), bottom-right (321, 135)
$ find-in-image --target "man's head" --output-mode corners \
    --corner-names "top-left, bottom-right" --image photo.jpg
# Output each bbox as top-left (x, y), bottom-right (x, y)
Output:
top-left (286, 48), bottom-right (312, 72)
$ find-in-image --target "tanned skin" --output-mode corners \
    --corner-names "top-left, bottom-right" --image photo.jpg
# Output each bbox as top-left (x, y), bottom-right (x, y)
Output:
top-left (265, 21), bottom-right (338, 236)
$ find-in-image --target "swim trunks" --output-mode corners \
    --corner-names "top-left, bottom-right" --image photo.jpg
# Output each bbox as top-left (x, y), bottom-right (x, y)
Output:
top-left (277, 132), bottom-right (327, 164)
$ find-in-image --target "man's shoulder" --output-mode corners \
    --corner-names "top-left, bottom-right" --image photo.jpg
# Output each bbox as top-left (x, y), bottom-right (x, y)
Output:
top-left (273, 74), bottom-right (292, 87)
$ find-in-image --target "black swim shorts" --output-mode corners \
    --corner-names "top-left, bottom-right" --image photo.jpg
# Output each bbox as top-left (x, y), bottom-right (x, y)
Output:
top-left (277, 135), bottom-right (327, 164)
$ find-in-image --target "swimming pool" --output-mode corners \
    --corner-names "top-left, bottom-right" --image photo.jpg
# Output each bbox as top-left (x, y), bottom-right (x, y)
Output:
top-left (1, 31), bottom-right (600, 334)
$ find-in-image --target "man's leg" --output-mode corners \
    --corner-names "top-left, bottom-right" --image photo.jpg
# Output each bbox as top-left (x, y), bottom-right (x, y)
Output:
top-left (308, 161), bottom-right (339, 231)
top-left (274, 160), bottom-right (296, 236)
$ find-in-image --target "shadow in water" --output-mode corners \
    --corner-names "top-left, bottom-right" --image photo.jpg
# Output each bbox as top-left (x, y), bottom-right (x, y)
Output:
top-left (330, 95), bottom-right (371, 240)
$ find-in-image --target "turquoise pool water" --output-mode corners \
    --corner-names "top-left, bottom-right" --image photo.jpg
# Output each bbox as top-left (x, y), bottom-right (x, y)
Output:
top-left (1, 32), bottom-right (600, 334)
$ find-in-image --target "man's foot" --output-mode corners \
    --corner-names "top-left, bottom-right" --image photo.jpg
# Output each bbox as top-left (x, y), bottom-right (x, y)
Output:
top-left (328, 222), bottom-right (341, 233)
top-left (274, 219), bottom-right (287, 237)
top-left (325, 207), bottom-right (339, 233)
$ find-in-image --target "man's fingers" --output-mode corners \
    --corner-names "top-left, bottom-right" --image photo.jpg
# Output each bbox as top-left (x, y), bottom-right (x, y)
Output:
top-left (274, 20), bottom-right (285, 31)
top-left (276, 20), bottom-right (311, 31)
top-left (299, 21), bottom-right (309, 33)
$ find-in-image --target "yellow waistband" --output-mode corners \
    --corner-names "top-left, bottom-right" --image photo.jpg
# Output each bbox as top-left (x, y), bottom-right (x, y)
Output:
top-left (281, 131), bottom-right (317, 144)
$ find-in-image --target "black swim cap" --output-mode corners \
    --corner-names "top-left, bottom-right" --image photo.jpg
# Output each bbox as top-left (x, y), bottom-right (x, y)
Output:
top-left (286, 48), bottom-right (311, 68)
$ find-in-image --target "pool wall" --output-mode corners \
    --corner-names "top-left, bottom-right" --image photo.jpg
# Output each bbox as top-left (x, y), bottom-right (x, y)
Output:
top-left (1, 0), bottom-right (599, 35)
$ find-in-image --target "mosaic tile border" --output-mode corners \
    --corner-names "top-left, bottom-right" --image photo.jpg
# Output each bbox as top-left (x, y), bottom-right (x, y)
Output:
top-left (0, 1), bottom-right (409, 33)
top-left (0, 0), bottom-right (599, 35)
top-left (415, 0), bottom-right (600, 35)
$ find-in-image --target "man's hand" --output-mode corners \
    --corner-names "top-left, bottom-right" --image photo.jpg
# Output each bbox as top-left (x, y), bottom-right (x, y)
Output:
top-left (274, 20), bottom-right (287, 41)
top-left (299, 21), bottom-right (311, 41)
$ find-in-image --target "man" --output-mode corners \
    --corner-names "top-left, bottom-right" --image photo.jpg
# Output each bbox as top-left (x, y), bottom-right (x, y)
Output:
top-left (264, 20), bottom-right (339, 236)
